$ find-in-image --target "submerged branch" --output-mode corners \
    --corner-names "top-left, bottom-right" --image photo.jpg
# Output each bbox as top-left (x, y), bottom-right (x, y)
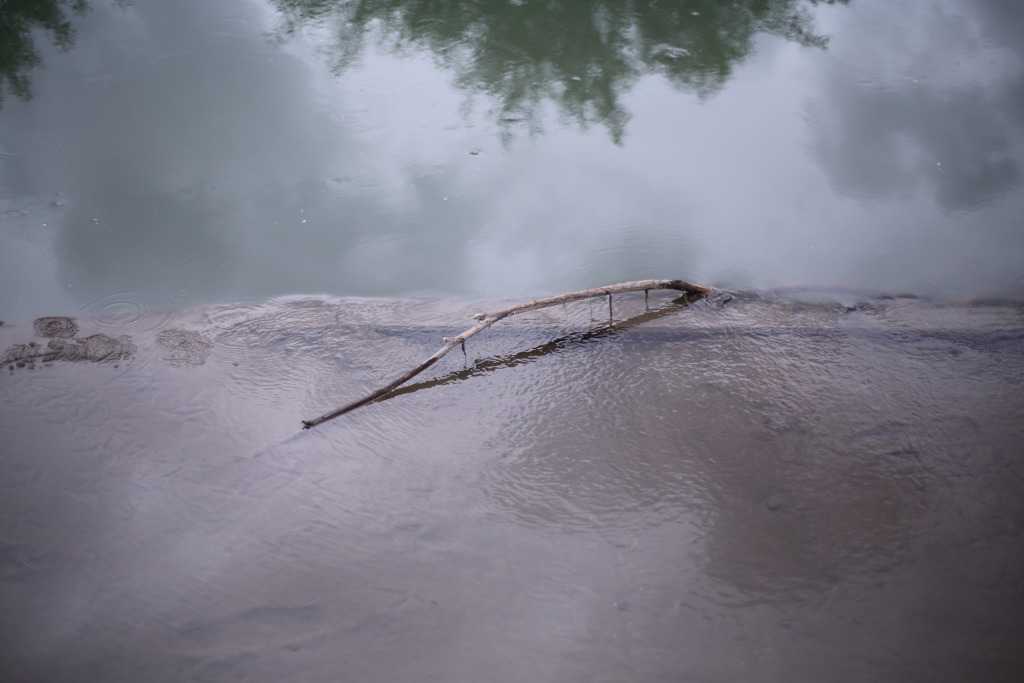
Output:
top-left (374, 291), bottom-right (699, 406)
top-left (301, 279), bottom-right (709, 428)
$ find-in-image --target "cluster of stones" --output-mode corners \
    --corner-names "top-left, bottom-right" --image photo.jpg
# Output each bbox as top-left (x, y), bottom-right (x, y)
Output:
top-left (2, 317), bottom-right (136, 371)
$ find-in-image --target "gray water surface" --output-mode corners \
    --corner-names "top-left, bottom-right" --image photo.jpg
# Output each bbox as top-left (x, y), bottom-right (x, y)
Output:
top-left (3, 1), bottom-right (1024, 680)
top-left (2, 0), bottom-right (1023, 324)
top-left (2, 292), bottom-right (1023, 681)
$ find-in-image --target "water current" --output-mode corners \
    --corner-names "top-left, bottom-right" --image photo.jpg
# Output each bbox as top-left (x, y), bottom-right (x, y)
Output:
top-left (2, 0), bottom-right (1024, 680)
top-left (2, 291), bottom-right (1023, 681)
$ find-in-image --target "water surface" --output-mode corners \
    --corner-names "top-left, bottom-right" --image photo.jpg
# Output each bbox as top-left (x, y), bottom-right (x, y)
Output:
top-left (1, 0), bottom-right (1023, 324)
top-left (2, 1), bottom-right (1023, 680)
top-left (2, 292), bottom-right (1023, 681)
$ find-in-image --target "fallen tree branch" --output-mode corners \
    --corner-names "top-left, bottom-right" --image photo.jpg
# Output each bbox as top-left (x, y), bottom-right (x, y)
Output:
top-left (366, 291), bottom-right (700, 407)
top-left (302, 279), bottom-right (709, 428)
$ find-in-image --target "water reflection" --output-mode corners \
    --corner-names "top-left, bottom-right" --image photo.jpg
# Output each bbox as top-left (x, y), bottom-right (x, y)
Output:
top-left (0, 0), bottom-right (90, 109)
top-left (810, 0), bottom-right (1024, 213)
top-left (273, 0), bottom-right (845, 143)
top-left (3, 0), bottom-right (1023, 324)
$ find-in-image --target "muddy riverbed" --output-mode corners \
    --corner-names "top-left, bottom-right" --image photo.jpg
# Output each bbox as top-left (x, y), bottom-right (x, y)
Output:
top-left (1, 290), bottom-right (1023, 681)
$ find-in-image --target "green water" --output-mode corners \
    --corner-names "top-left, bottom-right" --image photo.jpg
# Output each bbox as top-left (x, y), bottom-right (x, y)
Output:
top-left (1, 0), bottom-right (1023, 324)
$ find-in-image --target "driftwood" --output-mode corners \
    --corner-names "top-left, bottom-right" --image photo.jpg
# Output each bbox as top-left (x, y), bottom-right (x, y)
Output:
top-left (302, 279), bottom-right (709, 429)
top-left (359, 288), bottom-right (706, 408)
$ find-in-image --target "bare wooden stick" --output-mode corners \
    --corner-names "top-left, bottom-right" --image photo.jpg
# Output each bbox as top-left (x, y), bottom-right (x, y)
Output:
top-left (302, 279), bottom-right (709, 428)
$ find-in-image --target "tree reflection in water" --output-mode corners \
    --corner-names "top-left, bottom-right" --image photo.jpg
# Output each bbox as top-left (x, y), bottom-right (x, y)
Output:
top-left (0, 0), bottom-right (90, 109)
top-left (271, 0), bottom-right (846, 143)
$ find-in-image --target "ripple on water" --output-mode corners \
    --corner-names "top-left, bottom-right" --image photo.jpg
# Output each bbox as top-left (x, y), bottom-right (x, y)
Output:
top-left (207, 297), bottom-right (461, 418)
top-left (80, 289), bottom-right (183, 334)
top-left (479, 331), bottom-right (721, 540)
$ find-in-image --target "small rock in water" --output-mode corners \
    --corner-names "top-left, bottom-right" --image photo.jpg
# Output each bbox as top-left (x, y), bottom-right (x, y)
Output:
top-left (1, 333), bottom-right (136, 369)
top-left (33, 316), bottom-right (78, 339)
top-left (157, 329), bottom-right (214, 367)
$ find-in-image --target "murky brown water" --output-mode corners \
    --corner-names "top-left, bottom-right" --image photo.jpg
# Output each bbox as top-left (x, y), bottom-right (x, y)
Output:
top-left (2, 290), bottom-right (1023, 681)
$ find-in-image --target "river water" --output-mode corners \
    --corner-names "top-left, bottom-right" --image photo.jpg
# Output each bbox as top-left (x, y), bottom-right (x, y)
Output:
top-left (1, 0), bottom-right (1023, 321)
top-left (2, 292), bottom-right (1023, 681)
top-left (2, 0), bottom-right (1024, 681)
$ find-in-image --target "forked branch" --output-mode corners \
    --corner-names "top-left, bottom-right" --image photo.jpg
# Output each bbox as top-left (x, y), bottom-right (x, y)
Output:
top-left (302, 279), bottom-right (709, 428)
